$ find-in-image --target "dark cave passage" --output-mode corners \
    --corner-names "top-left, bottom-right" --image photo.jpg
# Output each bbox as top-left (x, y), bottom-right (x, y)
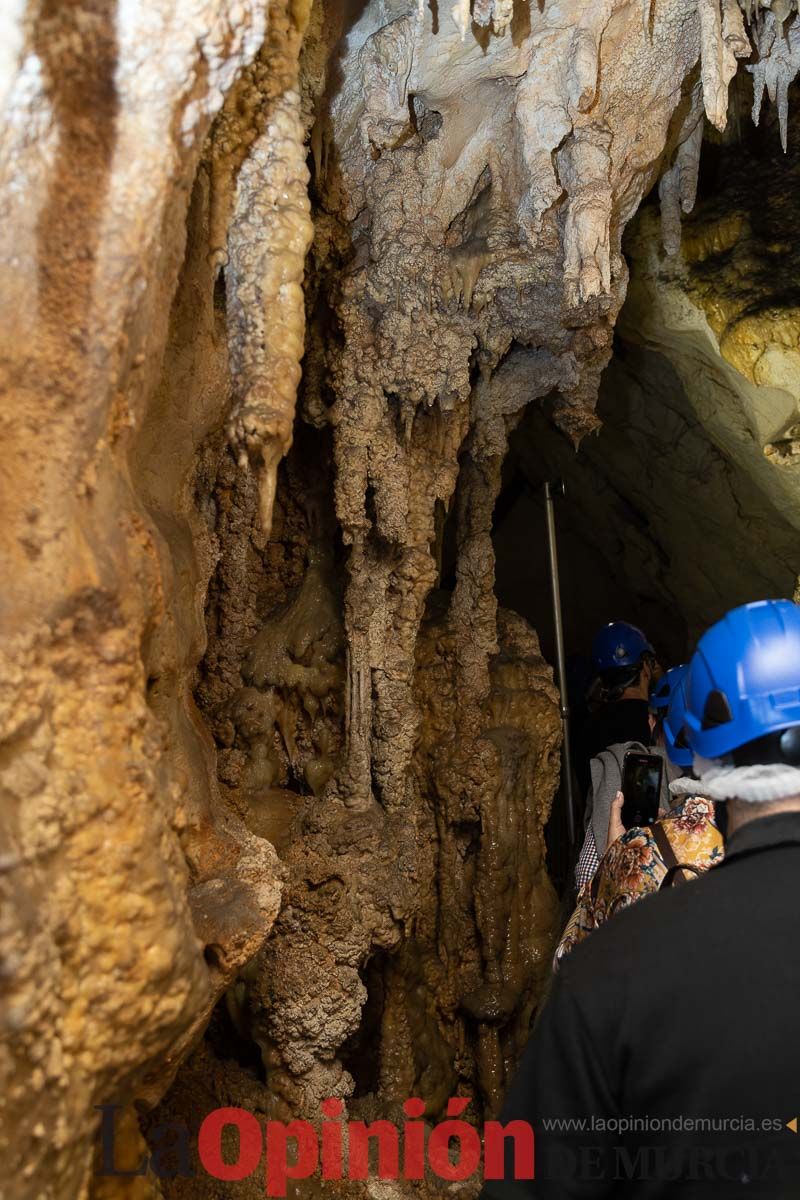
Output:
top-left (493, 374), bottom-right (691, 675)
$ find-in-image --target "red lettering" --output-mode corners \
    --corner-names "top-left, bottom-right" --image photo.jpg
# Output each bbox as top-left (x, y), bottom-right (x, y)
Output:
top-left (320, 1098), bottom-right (344, 1181)
top-left (197, 1107), bottom-right (262, 1181)
top-left (348, 1120), bottom-right (399, 1180)
top-left (264, 1120), bottom-right (319, 1197)
top-left (427, 1098), bottom-right (480, 1182)
top-left (484, 1119), bottom-right (535, 1181)
top-left (402, 1099), bottom-right (426, 1180)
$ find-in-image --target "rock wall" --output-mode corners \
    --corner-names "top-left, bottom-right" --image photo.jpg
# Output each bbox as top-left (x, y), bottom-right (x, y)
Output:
top-left (0, 2), bottom-right (310, 1196)
top-left (1, 2), bottom-right (793, 1198)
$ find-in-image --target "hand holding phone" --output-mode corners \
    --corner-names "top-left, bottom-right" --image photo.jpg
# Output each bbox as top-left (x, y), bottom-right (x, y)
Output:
top-left (620, 751), bottom-right (663, 831)
top-left (607, 792), bottom-right (626, 847)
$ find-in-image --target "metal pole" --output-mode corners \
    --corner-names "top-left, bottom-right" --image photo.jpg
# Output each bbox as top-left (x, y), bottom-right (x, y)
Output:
top-left (544, 480), bottom-right (577, 848)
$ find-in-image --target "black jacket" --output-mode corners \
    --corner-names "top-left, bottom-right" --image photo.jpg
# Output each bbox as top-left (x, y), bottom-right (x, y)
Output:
top-left (481, 812), bottom-right (800, 1198)
top-left (575, 699), bottom-right (652, 798)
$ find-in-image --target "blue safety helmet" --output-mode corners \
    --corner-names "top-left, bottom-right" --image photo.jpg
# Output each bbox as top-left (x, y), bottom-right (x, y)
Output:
top-left (650, 663), bottom-right (688, 713)
top-left (662, 666), bottom-right (693, 768)
top-left (592, 621), bottom-right (654, 674)
top-left (684, 600), bottom-right (800, 761)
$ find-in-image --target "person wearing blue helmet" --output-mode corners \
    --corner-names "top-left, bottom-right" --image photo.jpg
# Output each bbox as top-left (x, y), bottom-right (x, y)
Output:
top-left (592, 620), bottom-right (656, 683)
top-left (684, 598), bottom-right (800, 810)
top-left (481, 602), bottom-right (800, 1198)
top-left (556, 665), bottom-right (722, 965)
top-left (572, 622), bottom-right (663, 886)
top-left (651, 663), bottom-right (694, 770)
top-left (574, 620), bottom-right (660, 799)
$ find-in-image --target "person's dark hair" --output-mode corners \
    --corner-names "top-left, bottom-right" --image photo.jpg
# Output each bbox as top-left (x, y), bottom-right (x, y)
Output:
top-left (648, 708), bottom-right (665, 746)
top-left (599, 652), bottom-right (655, 703)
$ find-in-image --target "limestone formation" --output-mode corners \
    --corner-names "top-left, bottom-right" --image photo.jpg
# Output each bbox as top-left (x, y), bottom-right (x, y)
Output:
top-left (0, 2), bottom-right (301, 1196)
top-left (2, 1), bottom-right (800, 1198)
top-left (495, 110), bottom-right (800, 663)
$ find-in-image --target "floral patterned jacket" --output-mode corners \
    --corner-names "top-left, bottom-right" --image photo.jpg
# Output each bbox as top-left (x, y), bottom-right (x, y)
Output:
top-left (555, 796), bottom-right (724, 968)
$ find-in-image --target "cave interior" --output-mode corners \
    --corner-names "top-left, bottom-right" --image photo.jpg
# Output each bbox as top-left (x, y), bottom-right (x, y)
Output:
top-left (186, 76), bottom-right (800, 1122)
top-left (5, 3), bottom-right (800, 1197)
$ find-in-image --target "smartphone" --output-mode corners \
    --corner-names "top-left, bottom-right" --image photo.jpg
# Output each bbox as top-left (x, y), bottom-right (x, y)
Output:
top-left (620, 751), bottom-right (663, 830)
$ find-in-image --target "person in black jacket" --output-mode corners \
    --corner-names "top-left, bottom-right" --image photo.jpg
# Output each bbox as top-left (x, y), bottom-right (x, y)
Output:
top-left (482, 600), bottom-right (800, 1199)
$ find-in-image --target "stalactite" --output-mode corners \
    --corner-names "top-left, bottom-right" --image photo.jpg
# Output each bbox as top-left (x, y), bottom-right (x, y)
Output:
top-left (452, 0), bottom-right (472, 40)
top-left (226, 90), bottom-right (313, 531)
top-left (749, 9), bottom-right (800, 150)
top-left (567, 0), bottom-right (615, 116)
top-left (559, 126), bottom-right (614, 308)
top-left (698, 0), bottom-right (749, 131)
top-left (739, 0), bottom-right (798, 24)
top-left (660, 81), bottom-right (705, 255)
top-left (224, 0), bottom-right (314, 534)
